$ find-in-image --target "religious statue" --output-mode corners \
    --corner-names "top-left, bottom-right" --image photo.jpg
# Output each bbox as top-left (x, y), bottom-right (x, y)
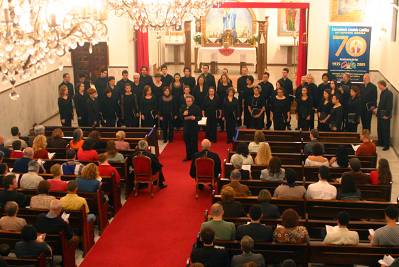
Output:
top-left (285, 8), bottom-right (298, 32)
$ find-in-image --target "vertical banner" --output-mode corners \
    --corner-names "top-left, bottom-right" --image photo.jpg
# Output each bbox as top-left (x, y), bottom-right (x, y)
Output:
top-left (328, 25), bottom-right (371, 82)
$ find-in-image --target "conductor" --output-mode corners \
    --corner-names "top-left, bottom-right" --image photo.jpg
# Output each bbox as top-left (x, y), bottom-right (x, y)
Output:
top-left (181, 95), bottom-right (201, 161)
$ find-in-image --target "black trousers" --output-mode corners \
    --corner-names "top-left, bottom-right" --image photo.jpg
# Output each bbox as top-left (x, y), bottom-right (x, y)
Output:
top-left (361, 109), bottom-right (373, 130)
top-left (161, 116), bottom-right (174, 142)
top-left (225, 117), bottom-right (236, 142)
top-left (61, 118), bottom-right (72, 127)
top-left (265, 106), bottom-right (272, 129)
top-left (309, 110), bottom-right (315, 129)
top-left (346, 122), bottom-right (358, 132)
top-left (184, 128), bottom-right (198, 159)
top-left (218, 118), bottom-right (225, 131)
top-left (205, 116), bottom-right (217, 142)
top-left (377, 118), bottom-right (391, 148)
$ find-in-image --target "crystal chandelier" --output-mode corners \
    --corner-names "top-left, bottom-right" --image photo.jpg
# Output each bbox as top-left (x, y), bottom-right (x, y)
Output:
top-left (109, 0), bottom-right (225, 31)
top-left (0, 0), bottom-right (108, 97)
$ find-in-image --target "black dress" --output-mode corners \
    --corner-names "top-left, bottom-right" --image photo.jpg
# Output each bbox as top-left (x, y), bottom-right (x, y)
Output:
top-left (152, 82), bottom-right (164, 99)
top-left (271, 97), bottom-right (290, 130)
top-left (161, 74), bottom-right (173, 87)
top-left (193, 86), bottom-right (206, 108)
top-left (217, 83), bottom-right (230, 131)
top-left (101, 94), bottom-right (120, 127)
top-left (181, 76), bottom-right (196, 92)
top-left (120, 93), bottom-right (139, 127)
top-left (318, 101), bottom-right (333, 131)
top-left (158, 95), bottom-right (178, 142)
top-left (259, 81), bottom-right (274, 129)
top-left (346, 96), bottom-right (361, 132)
top-left (223, 97), bottom-right (239, 143)
top-left (330, 105), bottom-right (344, 131)
top-left (242, 86), bottom-right (255, 128)
top-left (86, 97), bottom-right (101, 127)
top-left (140, 96), bottom-right (158, 127)
top-left (296, 96), bottom-right (313, 130)
top-left (58, 97), bottom-right (73, 127)
top-left (171, 83), bottom-right (183, 128)
top-left (74, 92), bottom-right (88, 127)
top-left (248, 94), bottom-right (266, 130)
top-left (202, 95), bottom-right (220, 143)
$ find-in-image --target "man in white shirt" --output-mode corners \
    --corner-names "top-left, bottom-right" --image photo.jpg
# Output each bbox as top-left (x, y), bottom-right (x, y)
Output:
top-left (4, 127), bottom-right (27, 149)
top-left (306, 166), bottom-right (337, 200)
top-left (19, 160), bottom-right (44, 190)
top-left (323, 211), bottom-right (359, 245)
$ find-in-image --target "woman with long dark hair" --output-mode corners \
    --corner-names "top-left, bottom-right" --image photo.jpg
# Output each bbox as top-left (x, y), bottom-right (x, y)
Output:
top-left (296, 86), bottom-right (312, 130)
top-left (120, 83), bottom-right (139, 127)
top-left (202, 87), bottom-right (220, 143)
top-left (223, 87), bottom-right (239, 144)
top-left (140, 85), bottom-right (158, 127)
top-left (346, 86), bottom-right (362, 132)
top-left (158, 87), bottom-right (178, 143)
top-left (370, 158), bottom-right (392, 185)
top-left (329, 145), bottom-right (349, 168)
top-left (318, 89), bottom-right (332, 131)
top-left (271, 87), bottom-right (291, 130)
top-left (58, 85), bottom-right (73, 127)
top-left (74, 82), bottom-right (88, 127)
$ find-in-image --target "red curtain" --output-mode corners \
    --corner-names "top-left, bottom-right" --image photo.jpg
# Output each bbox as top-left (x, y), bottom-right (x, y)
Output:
top-left (296, 8), bottom-right (308, 86)
top-left (136, 30), bottom-right (149, 71)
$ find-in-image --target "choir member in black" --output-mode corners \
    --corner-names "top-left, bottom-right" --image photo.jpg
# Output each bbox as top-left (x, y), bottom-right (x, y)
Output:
top-left (116, 70), bottom-right (135, 96)
top-left (296, 87), bottom-right (313, 131)
top-left (217, 74), bottom-right (230, 131)
top-left (74, 83), bottom-right (88, 126)
top-left (181, 67), bottom-right (196, 92)
top-left (58, 85), bottom-right (73, 127)
top-left (295, 75), bottom-right (308, 99)
top-left (171, 75), bottom-right (184, 129)
top-left (75, 73), bottom-right (91, 95)
top-left (217, 68), bottom-right (233, 88)
top-left (278, 68), bottom-right (294, 129)
top-left (339, 73), bottom-right (352, 129)
top-left (95, 68), bottom-right (108, 100)
top-left (258, 71), bottom-right (274, 129)
top-left (181, 95), bottom-right (201, 161)
top-left (237, 66), bottom-right (249, 126)
top-left (160, 64), bottom-right (173, 87)
top-left (152, 73), bottom-right (163, 99)
top-left (107, 76), bottom-right (120, 102)
top-left (120, 83), bottom-right (139, 127)
top-left (132, 73), bottom-right (143, 100)
top-left (329, 80), bottom-right (341, 98)
top-left (346, 87), bottom-right (361, 132)
top-left (101, 89), bottom-right (120, 127)
top-left (59, 73), bottom-right (74, 98)
top-left (306, 74), bottom-right (320, 129)
top-left (318, 73), bottom-right (330, 93)
top-left (86, 88), bottom-right (101, 127)
top-left (181, 85), bottom-right (192, 106)
top-left (201, 64), bottom-right (216, 93)
top-left (159, 87), bottom-right (178, 143)
top-left (193, 75), bottom-right (206, 108)
top-left (139, 66), bottom-right (153, 87)
top-left (202, 87), bottom-right (220, 143)
top-left (223, 88), bottom-right (239, 143)
top-left (271, 88), bottom-right (291, 130)
top-left (140, 85), bottom-right (158, 127)
top-left (329, 95), bottom-right (344, 132)
top-left (360, 73), bottom-right (377, 131)
top-left (243, 75), bottom-right (255, 128)
top-left (248, 86), bottom-right (266, 130)
top-left (375, 80), bottom-right (393, 150)
top-left (318, 90), bottom-right (333, 132)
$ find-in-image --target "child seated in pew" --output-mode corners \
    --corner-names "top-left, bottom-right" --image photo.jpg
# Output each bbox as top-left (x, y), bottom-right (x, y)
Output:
top-left (61, 149), bottom-right (84, 176)
top-left (30, 181), bottom-right (56, 210)
top-left (323, 211), bottom-right (359, 245)
top-left (0, 201), bottom-right (27, 232)
top-left (48, 164), bottom-right (68, 192)
top-left (9, 140), bottom-right (23, 159)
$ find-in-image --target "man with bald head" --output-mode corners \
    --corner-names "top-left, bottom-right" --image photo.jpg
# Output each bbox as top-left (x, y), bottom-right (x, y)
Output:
top-left (190, 139), bottom-right (221, 182)
top-left (200, 203), bottom-right (236, 240)
top-left (360, 73), bottom-right (377, 131)
top-left (12, 147), bottom-right (34, 173)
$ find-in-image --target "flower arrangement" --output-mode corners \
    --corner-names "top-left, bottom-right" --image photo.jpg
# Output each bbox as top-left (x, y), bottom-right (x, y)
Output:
top-left (247, 35), bottom-right (257, 46)
top-left (193, 33), bottom-right (202, 45)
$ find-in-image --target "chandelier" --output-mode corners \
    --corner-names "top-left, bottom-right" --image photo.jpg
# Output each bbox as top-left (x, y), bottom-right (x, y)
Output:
top-left (0, 0), bottom-right (108, 98)
top-left (109, 0), bottom-right (225, 31)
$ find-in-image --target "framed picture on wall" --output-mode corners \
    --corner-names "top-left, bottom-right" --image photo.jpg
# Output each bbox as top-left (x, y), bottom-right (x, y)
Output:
top-left (330, 0), bottom-right (367, 22)
top-left (277, 8), bottom-right (300, 36)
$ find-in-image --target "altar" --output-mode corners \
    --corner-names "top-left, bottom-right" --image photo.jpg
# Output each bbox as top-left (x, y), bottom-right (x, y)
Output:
top-left (197, 46), bottom-right (257, 68)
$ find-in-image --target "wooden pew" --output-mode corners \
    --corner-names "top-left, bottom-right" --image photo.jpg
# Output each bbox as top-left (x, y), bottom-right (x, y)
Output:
top-left (233, 141), bottom-right (303, 154)
top-left (227, 151), bottom-right (305, 165)
top-left (4, 255), bottom-right (46, 267)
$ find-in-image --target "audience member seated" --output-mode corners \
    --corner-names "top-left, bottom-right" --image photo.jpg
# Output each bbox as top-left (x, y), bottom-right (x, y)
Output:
top-left (31, 125), bottom-right (46, 145)
top-left (30, 180), bottom-right (56, 210)
top-left (257, 189), bottom-right (280, 219)
top-left (15, 225), bottom-right (52, 258)
top-left (254, 142), bottom-right (272, 166)
top-left (77, 163), bottom-right (101, 193)
top-left (32, 135), bottom-right (49, 159)
top-left (0, 201), bottom-right (27, 231)
top-left (329, 145), bottom-right (349, 168)
top-left (231, 235), bottom-right (265, 267)
top-left (0, 243), bottom-right (10, 262)
top-left (46, 128), bottom-right (67, 149)
top-left (323, 211), bottom-right (359, 245)
top-left (370, 158), bottom-right (392, 185)
top-left (0, 164), bottom-right (7, 185)
top-left (0, 137), bottom-right (10, 159)
top-left (98, 153), bottom-right (121, 185)
top-left (304, 129), bottom-right (324, 156)
top-left (217, 186), bottom-right (244, 218)
top-left (106, 141), bottom-right (124, 163)
top-left (222, 170), bottom-right (250, 197)
top-left (115, 131), bottom-right (130, 151)
top-left (190, 227), bottom-right (230, 267)
top-left (48, 164), bottom-right (68, 192)
top-left (60, 181), bottom-right (91, 215)
top-left (260, 156), bottom-right (285, 181)
top-left (88, 130), bottom-right (107, 150)
top-left (19, 160), bottom-right (44, 190)
top-left (236, 205), bottom-right (273, 242)
top-left (306, 166), bottom-right (337, 200)
top-left (12, 147), bottom-right (34, 173)
top-left (77, 138), bottom-right (99, 162)
top-left (371, 206), bottom-right (399, 246)
top-left (230, 154), bottom-right (250, 180)
top-left (273, 209), bottom-right (309, 244)
top-left (190, 139), bottom-right (221, 182)
top-left (304, 143), bottom-right (329, 167)
top-left (341, 158), bottom-right (369, 184)
top-left (356, 130), bottom-right (377, 156)
top-left (69, 128), bottom-right (84, 150)
top-left (200, 203), bottom-right (236, 240)
top-left (9, 140), bottom-right (23, 158)
top-left (35, 199), bottom-right (74, 241)
top-left (133, 140), bottom-right (167, 188)
top-left (236, 142), bottom-right (254, 165)
top-left (248, 130), bottom-right (267, 153)
top-left (337, 176), bottom-right (361, 200)
top-left (62, 149), bottom-right (84, 176)
top-left (273, 169), bottom-right (305, 199)
top-left (0, 174), bottom-right (26, 208)
top-left (4, 127), bottom-right (27, 149)
top-left (281, 259), bottom-right (297, 267)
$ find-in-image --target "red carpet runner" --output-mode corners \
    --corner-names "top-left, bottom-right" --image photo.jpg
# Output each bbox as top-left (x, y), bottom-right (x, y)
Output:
top-left (80, 132), bottom-right (230, 267)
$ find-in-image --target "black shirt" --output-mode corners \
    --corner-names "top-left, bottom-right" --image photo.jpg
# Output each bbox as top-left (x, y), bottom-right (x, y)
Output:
top-left (95, 77), bottom-right (108, 100)
top-left (360, 82), bottom-right (377, 109)
top-left (218, 200), bottom-right (245, 218)
top-left (330, 105), bottom-right (344, 131)
top-left (278, 78), bottom-right (294, 98)
top-left (236, 222), bottom-right (274, 241)
top-left (0, 190), bottom-right (26, 208)
top-left (59, 81), bottom-right (74, 98)
top-left (161, 74), bottom-right (173, 87)
top-left (377, 89), bottom-right (393, 118)
top-left (191, 246), bottom-right (230, 267)
top-left (120, 93), bottom-right (139, 120)
top-left (190, 150), bottom-right (221, 178)
top-left (58, 97), bottom-right (73, 120)
top-left (35, 213), bottom-right (74, 240)
top-left (15, 240), bottom-right (50, 258)
top-left (181, 76), bottom-right (196, 91)
top-left (258, 81), bottom-right (274, 106)
top-left (74, 92), bottom-right (88, 120)
top-left (181, 104), bottom-right (201, 131)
